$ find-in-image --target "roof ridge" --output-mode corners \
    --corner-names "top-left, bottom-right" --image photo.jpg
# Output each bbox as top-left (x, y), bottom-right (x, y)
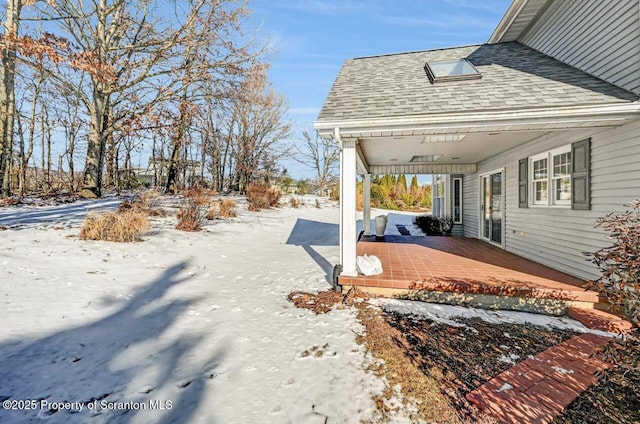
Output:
top-left (351, 43), bottom-right (486, 60)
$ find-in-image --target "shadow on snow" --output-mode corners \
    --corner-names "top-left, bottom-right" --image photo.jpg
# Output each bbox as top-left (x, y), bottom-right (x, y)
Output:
top-left (0, 261), bottom-right (227, 423)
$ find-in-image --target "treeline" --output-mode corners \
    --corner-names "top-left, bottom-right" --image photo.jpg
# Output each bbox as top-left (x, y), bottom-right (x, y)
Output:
top-left (357, 174), bottom-right (432, 211)
top-left (0, 0), bottom-right (288, 199)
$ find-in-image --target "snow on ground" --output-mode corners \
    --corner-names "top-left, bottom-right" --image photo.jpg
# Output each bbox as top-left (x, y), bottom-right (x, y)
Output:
top-left (357, 208), bottom-right (426, 237)
top-left (374, 298), bottom-right (615, 338)
top-left (0, 196), bottom-right (401, 423)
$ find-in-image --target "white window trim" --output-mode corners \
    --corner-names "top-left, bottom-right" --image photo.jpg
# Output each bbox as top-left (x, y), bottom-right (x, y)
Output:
top-left (453, 177), bottom-right (463, 224)
top-left (528, 144), bottom-right (572, 208)
top-left (530, 151), bottom-right (548, 206)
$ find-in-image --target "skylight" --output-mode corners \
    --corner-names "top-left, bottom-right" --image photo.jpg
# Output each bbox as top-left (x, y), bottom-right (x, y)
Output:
top-left (410, 155), bottom-right (442, 163)
top-left (424, 59), bottom-right (481, 84)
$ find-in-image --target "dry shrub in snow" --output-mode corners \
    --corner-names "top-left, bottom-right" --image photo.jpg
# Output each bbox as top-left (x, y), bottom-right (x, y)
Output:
top-left (176, 187), bottom-right (211, 231)
top-left (289, 197), bottom-right (300, 208)
top-left (219, 199), bottom-right (237, 218)
top-left (247, 183), bottom-right (281, 211)
top-left (207, 199), bottom-right (237, 220)
top-left (206, 202), bottom-right (220, 220)
top-left (80, 210), bottom-right (149, 242)
top-left (589, 199), bottom-right (640, 325)
top-left (118, 189), bottom-right (166, 216)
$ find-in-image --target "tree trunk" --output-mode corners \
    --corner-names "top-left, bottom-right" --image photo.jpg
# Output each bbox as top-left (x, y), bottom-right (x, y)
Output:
top-left (80, 86), bottom-right (109, 198)
top-left (0, 0), bottom-right (22, 197)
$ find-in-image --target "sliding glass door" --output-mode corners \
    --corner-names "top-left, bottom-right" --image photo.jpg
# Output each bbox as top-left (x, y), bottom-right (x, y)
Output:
top-left (480, 170), bottom-right (503, 245)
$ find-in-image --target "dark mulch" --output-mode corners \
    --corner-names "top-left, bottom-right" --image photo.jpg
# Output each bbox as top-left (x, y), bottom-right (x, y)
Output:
top-left (554, 335), bottom-right (640, 424)
top-left (288, 291), bottom-right (640, 423)
top-left (384, 311), bottom-right (640, 424)
top-left (384, 312), bottom-right (578, 421)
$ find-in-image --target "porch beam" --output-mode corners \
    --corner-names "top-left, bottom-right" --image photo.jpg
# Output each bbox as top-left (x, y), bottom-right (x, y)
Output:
top-left (337, 128), bottom-right (358, 277)
top-left (363, 174), bottom-right (371, 236)
top-left (355, 142), bottom-right (369, 174)
top-left (369, 163), bottom-right (477, 175)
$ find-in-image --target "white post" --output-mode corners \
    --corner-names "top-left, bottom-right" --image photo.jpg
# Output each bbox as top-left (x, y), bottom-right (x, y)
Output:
top-left (363, 173), bottom-right (371, 236)
top-left (337, 129), bottom-right (357, 277)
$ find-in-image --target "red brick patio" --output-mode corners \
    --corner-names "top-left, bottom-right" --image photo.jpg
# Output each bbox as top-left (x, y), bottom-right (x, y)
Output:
top-left (339, 235), bottom-right (600, 306)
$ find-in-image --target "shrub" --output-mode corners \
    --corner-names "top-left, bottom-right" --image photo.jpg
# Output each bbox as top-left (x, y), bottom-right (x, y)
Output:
top-left (414, 215), bottom-right (454, 236)
top-left (415, 215), bottom-right (441, 235)
top-left (588, 200), bottom-right (640, 325)
top-left (118, 189), bottom-right (166, 217)
top-left (219, 199), bottom-right (237, 218)
top-left (206, 202), bottom-right (220, 220)
top-left (208, 198), bottom-right (237, 219)
top-left (290, 197), bottom-right (300, 208)
top-left (176, 188), bottom-right (210, 231)
top-left (80, 210), bottom-right (149, 242)
top-left (380, 201), bottom-right (400, 211)
top-left (247, 183), bottom-right (281, 211)
top-left (315, 199), bottom-right (321, 209)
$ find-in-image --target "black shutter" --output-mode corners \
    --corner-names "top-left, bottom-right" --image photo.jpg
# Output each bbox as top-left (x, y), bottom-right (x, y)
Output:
top-left (571, 138), bottom-right (591, 210)
top-left (518, 158), bottom-right (528, 208)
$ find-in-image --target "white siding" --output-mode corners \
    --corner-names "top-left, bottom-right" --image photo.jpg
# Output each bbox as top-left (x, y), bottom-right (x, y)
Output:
top-left (521, 0), bottom-right (640, 95)
top-left (462, 119), bottom-right (640, 280)
top-left (462, 173), bottom-right (479, 238)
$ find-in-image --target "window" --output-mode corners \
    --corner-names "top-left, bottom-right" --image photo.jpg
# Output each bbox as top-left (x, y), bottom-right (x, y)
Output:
top-left (529, 145), bottom-right (572, 207)
top-left (424, 59), bottom-right (481, 84)
top-left (532, 156), bottom-right (548, 205)
top-left (519, 138), bottom-right (591, 211)
top-left (433, 175), bottom-right (446, 217)
top-left (453, 178), bottom-right (462, 224)
top-left (552, 152), bottom-right (572, 205)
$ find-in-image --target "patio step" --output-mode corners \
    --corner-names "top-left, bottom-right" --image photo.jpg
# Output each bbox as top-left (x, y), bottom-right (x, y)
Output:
top-left (567, 307), bottom-right (634, 334)
top-left (344, 236), bottom-right (602, 316)
top-left (466, 333), bottom-right (611, 424)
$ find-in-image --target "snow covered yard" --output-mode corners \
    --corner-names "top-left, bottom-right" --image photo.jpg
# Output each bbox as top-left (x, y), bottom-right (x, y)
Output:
top-left (0, 197), bottom-right (389, 423)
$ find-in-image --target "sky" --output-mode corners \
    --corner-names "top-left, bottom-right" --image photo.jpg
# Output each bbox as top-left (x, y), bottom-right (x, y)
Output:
top-left (247, 0), bottom-right (513, 180)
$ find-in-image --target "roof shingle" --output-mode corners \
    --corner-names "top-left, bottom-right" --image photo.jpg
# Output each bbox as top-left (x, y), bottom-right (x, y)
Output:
top-left (316, 42), bottom-right (638, 123)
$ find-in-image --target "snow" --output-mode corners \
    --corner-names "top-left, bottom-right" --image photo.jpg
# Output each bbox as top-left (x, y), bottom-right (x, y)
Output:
top-left (357, 208), bottom-right (427, 236)
top-left (495, 383), bottom-right (513, 393)
top-left (0, 197), bottom-right (399, 423)
top-left (552, 366), bottom-right (574, 375)
top-left (498, 354), bottom-right (521, 365)
top-left (0, 197), bottom-right (613, 423)
top-left (375, 299), bottom-right (616, 337)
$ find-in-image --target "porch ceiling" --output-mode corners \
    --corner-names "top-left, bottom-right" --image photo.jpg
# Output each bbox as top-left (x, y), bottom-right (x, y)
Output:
top-left (336, 112), bottom-right (634, 174)
top-left (359, 130), bottom-right (544, 167)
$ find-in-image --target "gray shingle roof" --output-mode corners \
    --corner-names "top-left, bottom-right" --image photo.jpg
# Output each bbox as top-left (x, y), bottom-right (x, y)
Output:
top-left (316, 42), bottom-right (638, 123)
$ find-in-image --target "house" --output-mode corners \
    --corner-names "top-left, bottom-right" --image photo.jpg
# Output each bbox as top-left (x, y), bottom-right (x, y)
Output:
top-left (314, 0), bottom-right (640, 284)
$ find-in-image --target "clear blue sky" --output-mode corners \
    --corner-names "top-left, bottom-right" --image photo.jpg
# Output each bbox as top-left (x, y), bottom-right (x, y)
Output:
top-left (247, 0), bottom-right (512, 180)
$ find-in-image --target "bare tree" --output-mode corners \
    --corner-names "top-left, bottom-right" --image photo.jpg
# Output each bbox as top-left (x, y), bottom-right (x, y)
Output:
top-left (227, 64), bottom-right (290, 193)
top-left (293, 130), bottom-right (339, 196)
top-left (31, 0), bottom-right (256, 198)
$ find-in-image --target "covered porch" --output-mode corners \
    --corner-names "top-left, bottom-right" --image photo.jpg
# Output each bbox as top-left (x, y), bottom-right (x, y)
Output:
top-left (314, 42), bottom-right (639, 313)
top-left (340, 235), bottom-right (600, 315)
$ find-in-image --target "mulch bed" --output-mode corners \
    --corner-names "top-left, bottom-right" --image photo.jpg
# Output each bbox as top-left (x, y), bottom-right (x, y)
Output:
top-left (287, 290), bottom-right (640, 423)
top-left (384, 311), bottom-right (640, 424)
top-left (384, 312), bottom-right (577, 422)
top-left (554, 335), bottom-right (640, 424)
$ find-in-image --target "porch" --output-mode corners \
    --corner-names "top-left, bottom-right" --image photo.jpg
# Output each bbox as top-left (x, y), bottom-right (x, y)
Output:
top-left (339, 235), bottom-right (601, 315)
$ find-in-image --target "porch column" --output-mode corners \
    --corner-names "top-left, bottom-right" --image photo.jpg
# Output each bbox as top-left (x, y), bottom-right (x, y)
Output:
top-left (363, 173), bottom-right (371, 236)
top-left (337, 128), bottom-right (357, 277)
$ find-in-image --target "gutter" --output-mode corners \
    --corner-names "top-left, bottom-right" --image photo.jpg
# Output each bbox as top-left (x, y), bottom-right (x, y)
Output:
top-left (314, 102), bottom-right (640, 137)
top-left (488, 0), bottom-right (530, 43)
